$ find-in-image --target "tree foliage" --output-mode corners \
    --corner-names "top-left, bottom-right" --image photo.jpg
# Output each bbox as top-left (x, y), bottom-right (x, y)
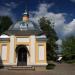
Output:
top-left (0, 16), bottom-right (13, 34)
top-left (62, 36), bottom-right (75, 60)
top-left (39, 17), bottom-right (58, 60)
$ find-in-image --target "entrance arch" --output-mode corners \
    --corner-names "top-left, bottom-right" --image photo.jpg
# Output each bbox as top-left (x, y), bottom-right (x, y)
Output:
top-left (15, 45), bottom-right (30, 66)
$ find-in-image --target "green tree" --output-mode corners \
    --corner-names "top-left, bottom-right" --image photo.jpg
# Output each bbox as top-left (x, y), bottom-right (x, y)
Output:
top-left (62, 36), bottom-right (75, 61)
top-left (0, 16), bottom-right (13, 34)
top-left (39, 17), bottom-right (58, 61)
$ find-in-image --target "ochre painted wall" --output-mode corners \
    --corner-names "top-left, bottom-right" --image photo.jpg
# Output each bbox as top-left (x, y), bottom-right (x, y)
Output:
top-left (0, 36), bottom-right (47, 66)
top-left (35, 41), bottom-right (47, 64)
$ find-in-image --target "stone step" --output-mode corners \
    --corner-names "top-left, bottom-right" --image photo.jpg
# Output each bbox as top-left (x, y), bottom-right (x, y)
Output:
top-left (8, 66), bottom-right (35, 71)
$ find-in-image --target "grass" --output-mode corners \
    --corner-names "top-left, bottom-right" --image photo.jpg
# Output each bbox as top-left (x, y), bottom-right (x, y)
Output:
top-left (65, 60), bottom-right (75, 64)
top-left (46, 63), bottom-right (56, 70)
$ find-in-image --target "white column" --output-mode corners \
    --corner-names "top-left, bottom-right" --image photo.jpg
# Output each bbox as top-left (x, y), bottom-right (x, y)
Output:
top-left (30, 35), bottom-right (36, 65)
top-left (9, 35), bottom-right (15, 65)
top-left (27, 45), bottom-right (30, 65)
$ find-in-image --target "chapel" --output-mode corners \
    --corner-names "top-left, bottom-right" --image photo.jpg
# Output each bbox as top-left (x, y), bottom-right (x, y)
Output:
top-left (0, 10), bottom-right (47, 70)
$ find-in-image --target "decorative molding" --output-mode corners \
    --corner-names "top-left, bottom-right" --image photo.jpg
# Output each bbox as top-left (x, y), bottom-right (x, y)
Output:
top-left (16, 38), bottom-right (30, 42)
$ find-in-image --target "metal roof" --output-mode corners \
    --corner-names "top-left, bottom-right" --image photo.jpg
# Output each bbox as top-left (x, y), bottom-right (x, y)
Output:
top-left (7, 20), bottom-right (42, 36)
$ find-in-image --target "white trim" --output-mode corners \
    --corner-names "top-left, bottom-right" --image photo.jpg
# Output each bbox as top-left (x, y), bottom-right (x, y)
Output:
top-left (0, 34), bottom-right (9, 38)
top-left (30, 35), bottom-right (36, 65)
top-left (16, 38), bottom-right (29, 42)
top-left (36, 35), bottom-right (46, 39)
top-left (9, 35), bottom-right (15, 65)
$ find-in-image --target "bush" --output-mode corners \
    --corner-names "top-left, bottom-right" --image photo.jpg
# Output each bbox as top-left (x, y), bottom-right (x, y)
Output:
top-left (46, 63), bottom-right (56, 70)
top-left (65, 60), bottom-right (75, 64)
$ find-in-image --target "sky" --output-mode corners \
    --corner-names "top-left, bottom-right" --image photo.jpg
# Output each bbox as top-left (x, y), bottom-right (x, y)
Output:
top-left (0, 0), bottom-right (75, 40)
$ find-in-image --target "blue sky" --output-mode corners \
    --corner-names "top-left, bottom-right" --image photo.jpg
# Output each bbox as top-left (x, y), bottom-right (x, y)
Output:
top-left (0, 0), bottom-right (75, 39)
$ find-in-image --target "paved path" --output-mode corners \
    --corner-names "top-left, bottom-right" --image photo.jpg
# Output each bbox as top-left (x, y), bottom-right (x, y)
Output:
top-left (0, 63), bottom-right (75, 75)
top-left (48, 63), bottom-right (75, 75)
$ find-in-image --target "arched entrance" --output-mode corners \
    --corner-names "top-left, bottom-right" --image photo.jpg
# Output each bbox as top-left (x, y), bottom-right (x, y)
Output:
top-left (15, 45), bottom-right (30, 66)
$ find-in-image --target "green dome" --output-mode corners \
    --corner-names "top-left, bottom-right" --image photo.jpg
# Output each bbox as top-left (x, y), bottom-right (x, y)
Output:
top-left (9, 21), bottom-right (41, 31)
top-left (6, 20), bottom-right (43, 36)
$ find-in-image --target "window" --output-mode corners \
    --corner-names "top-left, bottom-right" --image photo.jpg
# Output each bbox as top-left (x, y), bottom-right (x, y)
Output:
top-left (1, 44), bottom-right (7, 60)
top-left (38, 45), bottom-right (44, 61)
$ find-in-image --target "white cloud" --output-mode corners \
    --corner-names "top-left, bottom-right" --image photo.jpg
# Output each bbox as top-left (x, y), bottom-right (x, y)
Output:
top-left (30, 3), bottom-right (75, 38)
top-left (30, 3), bottom-right (66, 38)
top-left (0, 5), bottom-right (12, 15)
top-left (0, 2), bottom-right (75, 38)
top-left (30, 3), bottom-right (55, 24)
top-left (0, 7), bottom-right (16, 22)
top-left (0, 2), bottom-right (18, 22)
top-left (56, 39), bottom-right (62, 45)
top-left (5, 2), bottom-right (18, 8)
top-left (32, 3), bottom-right (54, 17)
top-left (63, 19), bottom-right (75, 36)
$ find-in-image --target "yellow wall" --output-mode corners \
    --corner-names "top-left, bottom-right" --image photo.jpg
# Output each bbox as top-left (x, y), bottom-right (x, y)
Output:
top-left (35, 41), bottom-right (47, 64)
top-left (0, 36), bottom-right (47, 65)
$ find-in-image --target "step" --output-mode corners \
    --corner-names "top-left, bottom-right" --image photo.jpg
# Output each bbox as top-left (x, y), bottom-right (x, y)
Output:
top-left (8, 66), bottom-right (35, 71)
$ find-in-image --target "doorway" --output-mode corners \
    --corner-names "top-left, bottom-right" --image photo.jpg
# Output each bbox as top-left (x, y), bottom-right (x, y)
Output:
top-left (16, 45), bottom-right (28, 66)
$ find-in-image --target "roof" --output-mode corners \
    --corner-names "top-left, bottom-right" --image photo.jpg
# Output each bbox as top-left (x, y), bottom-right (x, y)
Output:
top-left (9, 20), bottom-right (41, 30)
top-left (0, 34), bottom-right (9, 38)
top-left (7, 20), bottom-right (42, 36)
top-left (5, 30), bottom-right (43, 36)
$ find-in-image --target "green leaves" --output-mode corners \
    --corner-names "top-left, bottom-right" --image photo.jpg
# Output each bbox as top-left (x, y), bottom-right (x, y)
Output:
top-left (0, 16), bottom-right (13, 34)
top-left (39, 17), bottom-right (58, 60)
top-left (62, 36), bottom-right (75, 60)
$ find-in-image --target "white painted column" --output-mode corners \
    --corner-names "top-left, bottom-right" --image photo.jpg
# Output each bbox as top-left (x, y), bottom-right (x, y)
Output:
top-left (30, 35), bottom-right (36, 65)
top-left (27, 45), bottom-right (30, 65)
top-left (9, 35), bottom-right (15, 65)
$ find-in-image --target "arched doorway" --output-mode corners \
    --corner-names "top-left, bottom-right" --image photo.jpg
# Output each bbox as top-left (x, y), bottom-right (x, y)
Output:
top-left (15, 45), bottom-right (29, 66)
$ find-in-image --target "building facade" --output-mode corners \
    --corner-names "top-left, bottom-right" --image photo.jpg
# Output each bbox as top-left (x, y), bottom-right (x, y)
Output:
top-left (0, 11), bottom-right (47, 70)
